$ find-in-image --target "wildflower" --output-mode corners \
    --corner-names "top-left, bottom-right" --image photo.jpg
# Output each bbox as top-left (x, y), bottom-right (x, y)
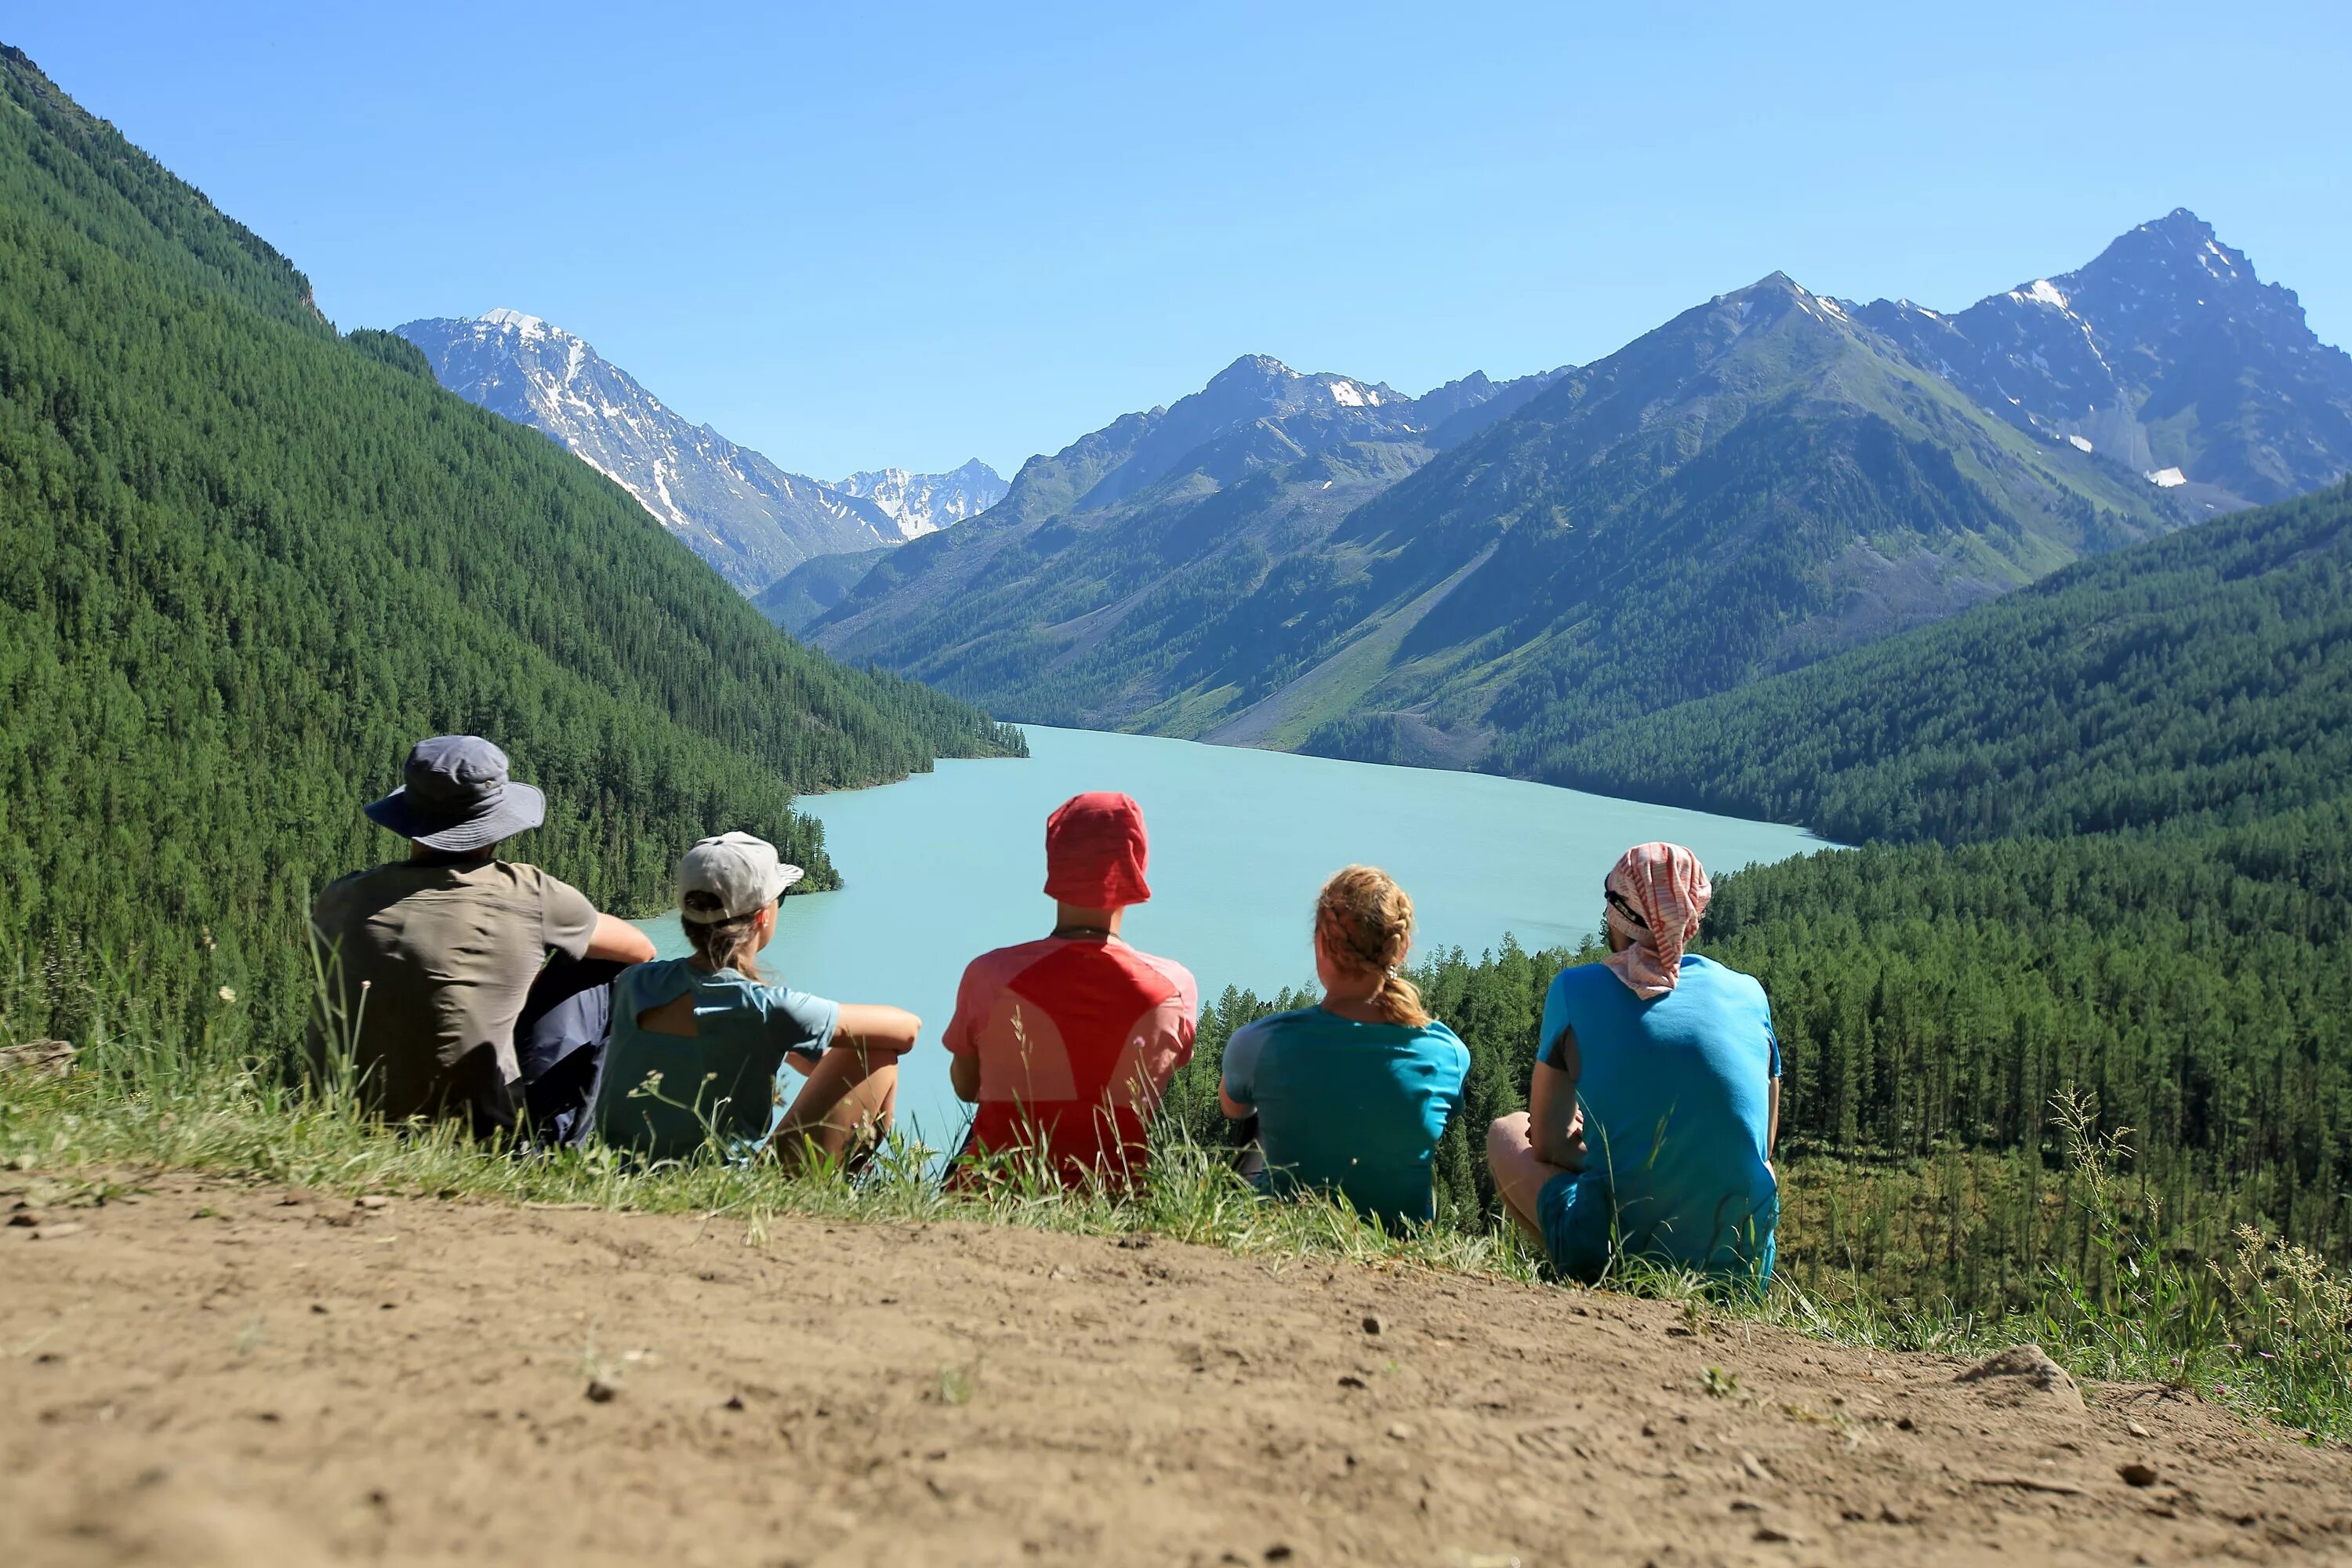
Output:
top-left (217, 985), bottom-right (238, 1004)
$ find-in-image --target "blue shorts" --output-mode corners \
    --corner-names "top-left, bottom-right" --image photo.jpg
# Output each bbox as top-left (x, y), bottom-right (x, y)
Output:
top-left (1537, 1169), bottom-right (1615, 1284)
top-left (1536, 1170), bottom-right (1777, 1288)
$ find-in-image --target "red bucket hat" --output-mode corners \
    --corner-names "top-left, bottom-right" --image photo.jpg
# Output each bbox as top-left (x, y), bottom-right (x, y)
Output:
top-left (1044, 792), bottom-right (1152, 909)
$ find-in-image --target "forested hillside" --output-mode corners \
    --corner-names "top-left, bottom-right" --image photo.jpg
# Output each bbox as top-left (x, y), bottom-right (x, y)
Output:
top-left (1538, 480), bottom-right (2352, 844)
top-left (1529, 483), bottom-right (2352, 1269)
top-left (757, 545), bottom-right (891, 634)
top-left (0, 45), bottom-right (1019, 1048)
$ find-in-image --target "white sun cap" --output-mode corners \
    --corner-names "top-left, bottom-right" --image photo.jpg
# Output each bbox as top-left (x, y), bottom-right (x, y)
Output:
top-left (676, 832), bottom-right (804, 924)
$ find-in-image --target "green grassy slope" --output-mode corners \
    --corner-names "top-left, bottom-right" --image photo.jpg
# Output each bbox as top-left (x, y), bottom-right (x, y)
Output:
top-left (1324, 278), bottom-right (2177, 763)
top-left (0, 45), bottom-right (1018, 1046)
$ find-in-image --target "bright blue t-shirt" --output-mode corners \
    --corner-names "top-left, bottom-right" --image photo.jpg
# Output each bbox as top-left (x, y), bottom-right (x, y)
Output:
top-left (1221, 1007), bottom-right (1471, 1231)
top-left (586, 959), bottom-right (840, 1161)
top-left (1537, 954), bottom-right (1779, 1280)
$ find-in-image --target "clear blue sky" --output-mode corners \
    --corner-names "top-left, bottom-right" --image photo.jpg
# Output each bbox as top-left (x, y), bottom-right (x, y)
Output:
top-left (13, 3), bottom-right (2350, 479)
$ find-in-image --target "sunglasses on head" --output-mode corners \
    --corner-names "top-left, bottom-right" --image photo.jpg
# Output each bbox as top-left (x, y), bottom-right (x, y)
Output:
top-left (1605, 887), bottom-right (1650, 931)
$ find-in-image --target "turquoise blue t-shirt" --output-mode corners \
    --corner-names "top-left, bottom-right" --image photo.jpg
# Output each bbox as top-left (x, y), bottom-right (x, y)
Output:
top-left (586, 959), bottom-right (840, 1162)
top-left (1221, 1007), bottom-right (1471, 1231)
top-left (1537, 954), bottom-right (1779, 1282)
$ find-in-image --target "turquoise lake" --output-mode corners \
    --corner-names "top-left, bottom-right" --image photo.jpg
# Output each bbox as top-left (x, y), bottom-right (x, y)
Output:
top-left (641, 725), bottom-right (1831, 1149)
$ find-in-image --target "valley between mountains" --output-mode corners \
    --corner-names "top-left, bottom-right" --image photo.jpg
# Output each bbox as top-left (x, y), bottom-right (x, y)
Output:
top-left (379, 190), bottom-right (2352, 794)
top-left (9, 29), bottom-right (2352, 1567)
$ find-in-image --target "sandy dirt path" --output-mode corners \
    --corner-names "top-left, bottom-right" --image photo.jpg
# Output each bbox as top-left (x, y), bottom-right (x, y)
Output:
top-left (4, 1173), bottom-right (2348, 1566)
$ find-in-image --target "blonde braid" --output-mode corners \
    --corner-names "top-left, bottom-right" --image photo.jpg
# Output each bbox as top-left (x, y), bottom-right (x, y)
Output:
top-left (1314, 865), bottom-right (1431, 1028)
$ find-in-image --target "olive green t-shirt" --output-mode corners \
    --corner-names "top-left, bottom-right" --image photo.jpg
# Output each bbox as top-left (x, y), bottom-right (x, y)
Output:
top-left (310, 858), bottom-right (599, 1130)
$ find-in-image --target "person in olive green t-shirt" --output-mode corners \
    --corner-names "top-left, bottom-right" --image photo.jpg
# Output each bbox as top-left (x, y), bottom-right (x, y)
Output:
top-left (310, 736), bottom-right (654, 1135)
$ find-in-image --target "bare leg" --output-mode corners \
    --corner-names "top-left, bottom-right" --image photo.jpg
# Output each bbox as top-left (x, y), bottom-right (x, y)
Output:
top-left (770, 1046), bottom-right (899, 1176)
top-left (1487, 1112), bottom-right (1573, 1250)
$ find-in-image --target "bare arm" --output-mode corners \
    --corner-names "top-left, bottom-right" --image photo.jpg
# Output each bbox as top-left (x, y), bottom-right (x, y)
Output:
top-left (1528, 1031), bottom-right (1587, 1171)
top-left (830, 1004), bottom-right (920, 1057)
top-left (949, 1051), bottom-right (980, 1104)
top-left (788, 1004), bottom-right (920, 1074)
top-left (1768, 1078), bottom-right (1780, 1159)
top-left (584, 913), bottom-right (656, 965)
top-left (1218, 1085), bottom-right (1253, 1120)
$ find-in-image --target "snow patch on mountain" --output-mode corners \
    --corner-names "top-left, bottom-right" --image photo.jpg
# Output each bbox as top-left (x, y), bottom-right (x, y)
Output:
top-left (393, 310), bottom-right (991, 590)
top-left (834, 459), bottom-right (1008, 539)
top-left (1853, 209), bottom-right (2352, 508)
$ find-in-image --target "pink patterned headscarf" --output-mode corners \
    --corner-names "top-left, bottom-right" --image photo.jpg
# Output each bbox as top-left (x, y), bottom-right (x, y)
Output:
top-left (1601, 843), bottom-right (1712, 1000)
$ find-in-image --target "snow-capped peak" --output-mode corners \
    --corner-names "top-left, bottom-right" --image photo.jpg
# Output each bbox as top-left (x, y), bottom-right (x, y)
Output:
top-left (833, 461), bottom-right (1009, 538)
top-left (476, 307), bottom-right (552, 338)
top-left (393, 311), bottom-right (987, 589)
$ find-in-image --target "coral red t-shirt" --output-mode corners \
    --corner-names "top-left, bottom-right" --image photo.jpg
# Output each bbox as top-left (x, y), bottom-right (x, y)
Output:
top-left (942, 935), bottom-right (1199, 1187)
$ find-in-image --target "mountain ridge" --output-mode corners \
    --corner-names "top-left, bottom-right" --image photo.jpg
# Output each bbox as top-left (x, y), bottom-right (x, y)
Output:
top-left (1853, 207), bottom-right (2352, 511)
top-left (394, 311), bottom-right (1004, 590)
top-left (806, 212), bottom-right (2345, 775)
top-left (834, 458), bottom-right (1007, 538)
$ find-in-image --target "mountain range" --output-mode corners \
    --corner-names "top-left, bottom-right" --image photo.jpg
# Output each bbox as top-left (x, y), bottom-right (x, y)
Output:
top-left (797, 211), bottom-right (2352, 771)
top-left (394, 312), bottom-right (1005, 591)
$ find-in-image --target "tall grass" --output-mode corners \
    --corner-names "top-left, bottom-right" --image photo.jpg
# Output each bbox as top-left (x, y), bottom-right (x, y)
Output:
top-left (1756, 1094), bottom-right (2352, 1441)
top-left (5, 1003), bottom-right (2346, 1443)
top-left (0, 997), bottom-right (1542, 1283)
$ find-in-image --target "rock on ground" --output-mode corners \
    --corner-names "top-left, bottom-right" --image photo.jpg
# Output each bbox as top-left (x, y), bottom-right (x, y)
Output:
top-left (1955, 1345), bottom-right (2088, 1411)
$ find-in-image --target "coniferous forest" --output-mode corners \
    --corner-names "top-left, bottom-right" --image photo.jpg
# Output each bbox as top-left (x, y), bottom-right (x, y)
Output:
top-left (0, 47), bottom-right (1020, 1050)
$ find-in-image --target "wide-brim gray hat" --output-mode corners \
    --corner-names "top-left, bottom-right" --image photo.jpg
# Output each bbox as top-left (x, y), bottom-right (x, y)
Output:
top-left (364, 735), bottom-right (546, 852)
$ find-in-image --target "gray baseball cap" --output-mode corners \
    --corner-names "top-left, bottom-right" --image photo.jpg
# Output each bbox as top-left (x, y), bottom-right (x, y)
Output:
top-left (363, 735), bottom-right (546, 852)
top-left (677, 832), bottom-right (804, 924)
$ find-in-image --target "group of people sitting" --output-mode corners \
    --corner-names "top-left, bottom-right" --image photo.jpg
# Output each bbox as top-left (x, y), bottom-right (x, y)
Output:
top-left (310, 735), bottom-right (1781, 1284)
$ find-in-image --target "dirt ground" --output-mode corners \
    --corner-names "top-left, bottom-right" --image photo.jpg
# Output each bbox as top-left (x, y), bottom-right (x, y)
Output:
top-left (4, 1173), bottom-right (2349, 1567)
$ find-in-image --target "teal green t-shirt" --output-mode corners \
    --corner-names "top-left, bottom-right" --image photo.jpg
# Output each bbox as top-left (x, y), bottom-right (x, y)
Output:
top-left (1220, 1007), bottom-right (1470, 1231)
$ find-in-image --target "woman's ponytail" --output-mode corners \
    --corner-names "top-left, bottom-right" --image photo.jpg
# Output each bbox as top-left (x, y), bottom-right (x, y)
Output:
top-left (681, 891), bottom-right (765, 982)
